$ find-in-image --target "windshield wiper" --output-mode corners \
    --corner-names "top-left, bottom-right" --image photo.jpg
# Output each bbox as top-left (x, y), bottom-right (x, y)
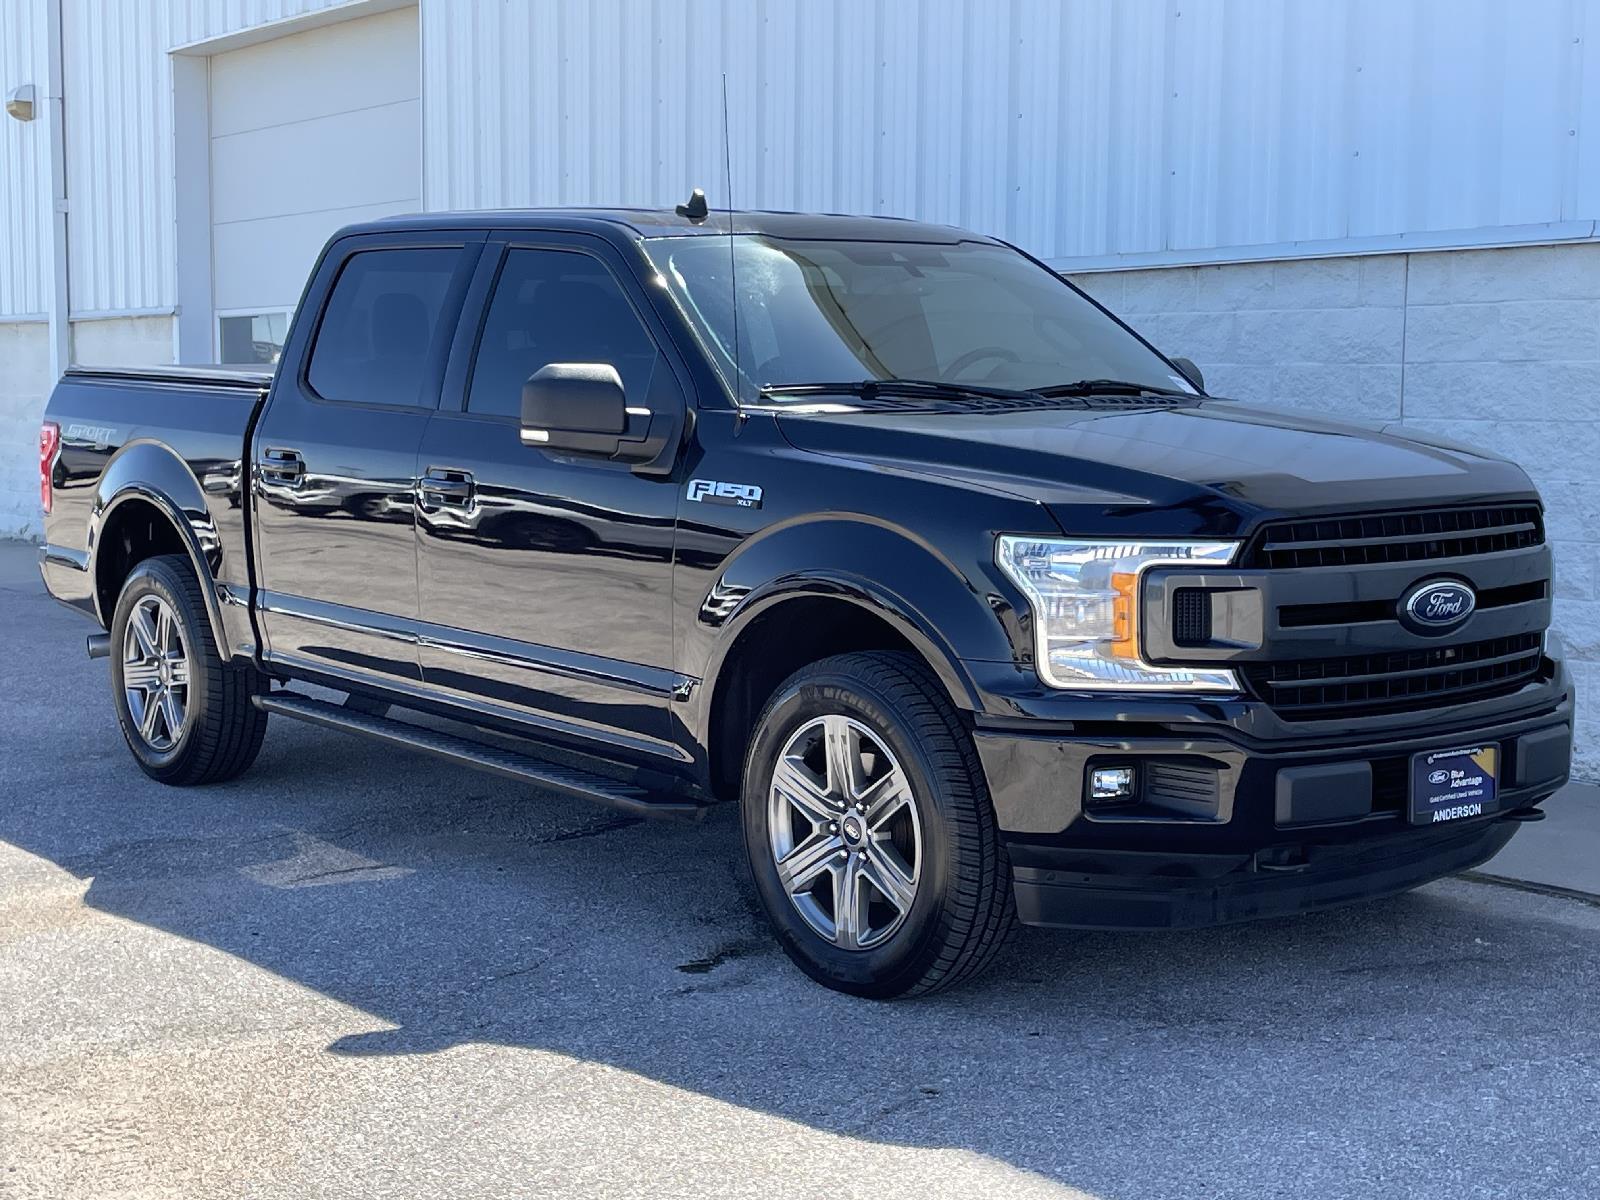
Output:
top-left (758, 378), bottom-right (1045, 403)
top-left (1034, 378), bottom-right (1193, 398)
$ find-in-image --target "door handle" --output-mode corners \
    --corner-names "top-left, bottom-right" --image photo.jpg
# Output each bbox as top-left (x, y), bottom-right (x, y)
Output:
top-left (259, 447), bottom-right (305, 484)
top-left (420, 469), bottom-right (475, 508)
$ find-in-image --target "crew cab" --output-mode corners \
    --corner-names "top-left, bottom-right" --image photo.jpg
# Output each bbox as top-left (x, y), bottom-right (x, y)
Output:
top-left (38, 208), bottom-right (1574, 997)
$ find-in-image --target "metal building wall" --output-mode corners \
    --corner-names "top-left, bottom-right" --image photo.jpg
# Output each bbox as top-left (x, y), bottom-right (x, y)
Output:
top-left (422, 0), bottom-right (1600, 267)
top-left (5, 0), bottom-right (1599, 321)
top-left (0, 0), bottom-right (51, 318)
top-left (0, 0), bottom-right (357, 320)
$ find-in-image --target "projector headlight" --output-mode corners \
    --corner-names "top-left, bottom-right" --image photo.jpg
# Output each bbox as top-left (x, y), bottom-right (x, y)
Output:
top-left (996, 536), bottom-right (1242, 693)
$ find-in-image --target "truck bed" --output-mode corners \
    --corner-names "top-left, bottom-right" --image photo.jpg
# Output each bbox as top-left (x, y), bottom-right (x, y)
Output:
top-left (39, 363), bottom-right (273, 651)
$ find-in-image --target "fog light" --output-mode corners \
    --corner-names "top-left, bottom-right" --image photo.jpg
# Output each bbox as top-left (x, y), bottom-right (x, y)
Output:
top-left (1089, 766), bottom-right (1137, 803)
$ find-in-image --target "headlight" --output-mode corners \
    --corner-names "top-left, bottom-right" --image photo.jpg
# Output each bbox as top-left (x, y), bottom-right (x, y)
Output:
top-left (996, 536), bottom-right (1242, 692)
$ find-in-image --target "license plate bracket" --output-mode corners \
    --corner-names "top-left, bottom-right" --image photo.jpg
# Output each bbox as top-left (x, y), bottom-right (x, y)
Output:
top-left (1409, 744), bottom-right (1498, 826)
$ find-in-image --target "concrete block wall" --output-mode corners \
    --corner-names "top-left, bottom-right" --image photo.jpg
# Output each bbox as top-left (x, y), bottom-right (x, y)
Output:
top-left (1071, 242), bottom-right (1598, 780)
top-left (0, 322), bottom-right (52, 539)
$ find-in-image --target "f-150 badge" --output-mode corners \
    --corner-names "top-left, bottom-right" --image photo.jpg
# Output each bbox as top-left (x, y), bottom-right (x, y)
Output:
top-left (687, 479), bottom-right (763, 508)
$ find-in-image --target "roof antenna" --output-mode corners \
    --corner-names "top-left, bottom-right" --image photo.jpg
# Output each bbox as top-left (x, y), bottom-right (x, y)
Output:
top-left (720, 72), bottom-right (742, 404)
top-left (675, 188), bottom-right (709, 223)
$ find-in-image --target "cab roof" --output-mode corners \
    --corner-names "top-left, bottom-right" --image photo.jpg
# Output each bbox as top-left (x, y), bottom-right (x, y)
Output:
top-left (347, 206), bottom-right (996, 245)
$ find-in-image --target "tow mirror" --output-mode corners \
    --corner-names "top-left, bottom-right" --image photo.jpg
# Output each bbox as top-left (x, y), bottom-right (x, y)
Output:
top-left (1171, 356), bottom-right (1205, 392)
top-left (520, 362), bottom-right (674, 467)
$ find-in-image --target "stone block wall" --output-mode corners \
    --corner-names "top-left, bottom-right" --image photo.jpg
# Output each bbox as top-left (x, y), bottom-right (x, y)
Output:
top-left (1071, 242), bottom-right (1598, 778)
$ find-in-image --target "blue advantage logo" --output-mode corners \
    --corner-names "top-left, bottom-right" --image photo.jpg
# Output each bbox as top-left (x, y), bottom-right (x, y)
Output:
top-left (1400, 578), bottom-right (1476, 633)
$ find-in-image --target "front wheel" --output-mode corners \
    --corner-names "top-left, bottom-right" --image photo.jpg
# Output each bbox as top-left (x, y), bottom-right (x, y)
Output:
top-left (741, 652), bottom-right (1016, 998)
top-left (109, 554), bottom-right (268, 785)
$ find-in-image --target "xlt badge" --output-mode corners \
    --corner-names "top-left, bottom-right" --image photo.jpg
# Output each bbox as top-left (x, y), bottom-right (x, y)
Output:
top-left (687, 479), bottom-right (763, 509)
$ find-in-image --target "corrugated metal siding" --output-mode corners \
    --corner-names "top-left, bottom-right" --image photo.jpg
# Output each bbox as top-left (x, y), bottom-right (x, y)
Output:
top-left (59, 0), bottom-right (357, 315)
top-left (6, 0), bottom-right (1598, 320)
top-left (422, 0), bottom-right (1600, 265)
top-left (0, 0), bottom-right (51, 318)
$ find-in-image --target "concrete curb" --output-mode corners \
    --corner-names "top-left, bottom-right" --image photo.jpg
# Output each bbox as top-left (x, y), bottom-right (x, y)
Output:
top-left (1474, 779), bottom-right (1600, 899)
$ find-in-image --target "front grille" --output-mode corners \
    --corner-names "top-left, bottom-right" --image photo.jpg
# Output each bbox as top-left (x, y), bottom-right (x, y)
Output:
top-left (1245, 504), bottom-right (1543, 570)
top-left (1277, 579), bottom-right (1548, 629)
top-left (1243, 631), bottom-right (1543, 719)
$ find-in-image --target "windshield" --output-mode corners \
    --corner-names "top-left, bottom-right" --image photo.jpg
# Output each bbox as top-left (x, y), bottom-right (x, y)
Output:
top-left (644, 235), bottom-right (1195, 401)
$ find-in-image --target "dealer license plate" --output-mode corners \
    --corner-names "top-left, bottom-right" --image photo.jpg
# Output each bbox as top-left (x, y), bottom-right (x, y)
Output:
top-left (1409, 744), bottom-right (1498, 825)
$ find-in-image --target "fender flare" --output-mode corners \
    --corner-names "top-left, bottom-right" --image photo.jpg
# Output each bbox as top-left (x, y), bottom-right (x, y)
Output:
top-left (690, 516), bottom-right (1023, 739)
top-left (88, 441), bottom-right (233, 658)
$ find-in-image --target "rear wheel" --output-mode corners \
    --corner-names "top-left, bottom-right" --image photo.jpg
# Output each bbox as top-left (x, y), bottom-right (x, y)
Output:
top-left (109, 554), bottom-right (268, 785)
top-left (741, 652), bottom-right (1016, 998)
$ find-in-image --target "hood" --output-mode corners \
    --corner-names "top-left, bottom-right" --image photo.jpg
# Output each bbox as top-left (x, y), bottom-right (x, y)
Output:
top-left (772, 398), bottom-right (1538, 539)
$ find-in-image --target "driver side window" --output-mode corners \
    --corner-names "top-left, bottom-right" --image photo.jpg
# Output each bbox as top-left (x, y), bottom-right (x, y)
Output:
top-left (466, 248), bottom-right (658, 418)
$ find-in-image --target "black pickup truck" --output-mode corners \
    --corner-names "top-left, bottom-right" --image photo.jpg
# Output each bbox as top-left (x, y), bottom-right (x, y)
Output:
top-left (38, 208), bottom-right (1574, 997)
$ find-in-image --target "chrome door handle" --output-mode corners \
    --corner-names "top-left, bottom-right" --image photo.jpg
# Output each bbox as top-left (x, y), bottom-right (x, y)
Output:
top-left (420, 469), bottom-right (474, 508)
top-left (259, 447), bottom-right (305, 484)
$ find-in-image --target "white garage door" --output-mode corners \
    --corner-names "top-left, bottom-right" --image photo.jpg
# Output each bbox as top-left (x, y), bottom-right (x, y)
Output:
top-left (210, 7), bottom-right (420, 363)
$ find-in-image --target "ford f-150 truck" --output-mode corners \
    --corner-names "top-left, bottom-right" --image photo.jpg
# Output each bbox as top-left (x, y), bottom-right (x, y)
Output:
top-left (38, 207), bottom-right (1574, 997)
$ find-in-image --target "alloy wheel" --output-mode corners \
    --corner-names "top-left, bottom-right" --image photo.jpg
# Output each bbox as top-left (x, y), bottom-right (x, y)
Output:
top-left (122, 594), bottom-right (191, 752)
top-left (766, 714), bottom-right (923, 951)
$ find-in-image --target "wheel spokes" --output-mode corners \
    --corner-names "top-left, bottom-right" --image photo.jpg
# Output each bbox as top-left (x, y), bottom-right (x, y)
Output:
top-left (123, 660), bottom-right (162, 689)
top-left (138, 688), bottom-right (163, 741)
top-left (130, 605), bottom-right (160, 659)
top-left (159, 689), bottom-right (185, 740)
top-left (860, 765), bottom-right (914, 831)
top-left (833, 855), bottom-right (865, 948)
top-left (772, 754), bottom-right (838, 827)
top-left (777, 830), bottom-right (844, 894)
top-left (821, 714), bottom-right (861, 801)
top-left (860, 845), bottom-right (917, 915)
top-left (122, 595), bottom-right (190, 752)
top-left (154, 602), bottom-right (174, 654)
top-left (767, 712), bottom-right (923, 953)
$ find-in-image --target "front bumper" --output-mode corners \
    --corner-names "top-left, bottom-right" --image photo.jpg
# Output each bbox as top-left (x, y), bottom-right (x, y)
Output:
top-left (1009, 816), bottom-right (1520, 930)
top-left (972, 662), bottom-right (1574, 930)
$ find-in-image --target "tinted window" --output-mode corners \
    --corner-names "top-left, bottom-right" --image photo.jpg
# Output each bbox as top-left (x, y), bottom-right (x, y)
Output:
top-left (467, 249), bottom-right (657, 418)
top-left (307, 248), bottom-right (460, 406)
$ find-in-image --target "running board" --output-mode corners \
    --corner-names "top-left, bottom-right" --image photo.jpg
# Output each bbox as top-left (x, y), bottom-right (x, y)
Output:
top-left (253, 692), bottom-right (704, 821)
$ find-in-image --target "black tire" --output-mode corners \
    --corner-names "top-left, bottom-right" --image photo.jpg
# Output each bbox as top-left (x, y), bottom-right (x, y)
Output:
top-left (109, 554), bottom-right (268, 786)
top-left (741, 651), bottom-right (1016, 998)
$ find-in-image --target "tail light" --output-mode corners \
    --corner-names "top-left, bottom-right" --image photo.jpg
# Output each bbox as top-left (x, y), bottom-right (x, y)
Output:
top-left (39, 421), bottom-right (60, 515)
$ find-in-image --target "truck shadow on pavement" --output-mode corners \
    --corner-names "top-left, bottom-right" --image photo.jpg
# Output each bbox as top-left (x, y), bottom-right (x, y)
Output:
top-left (6, 591), bottom-right (1600, 1197)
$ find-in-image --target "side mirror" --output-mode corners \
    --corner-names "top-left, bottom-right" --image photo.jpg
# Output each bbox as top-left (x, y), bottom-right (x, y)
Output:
top-left (520, 361), bottom-right (680, 471)
top-left (1170, 356), bottom-right (1205, 392)
top-left (521, 363), bottom-right (631, 457)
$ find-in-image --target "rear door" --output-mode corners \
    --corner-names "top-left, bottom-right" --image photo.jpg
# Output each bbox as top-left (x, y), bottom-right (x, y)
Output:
top-left (251, 231), bottom-right (482, 688)
top-left (412, 234), bottom-right (688, 759)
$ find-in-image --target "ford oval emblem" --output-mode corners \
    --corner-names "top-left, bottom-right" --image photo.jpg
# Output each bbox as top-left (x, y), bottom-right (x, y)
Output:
top-left (1400, 578), bottom-right (1476, 634)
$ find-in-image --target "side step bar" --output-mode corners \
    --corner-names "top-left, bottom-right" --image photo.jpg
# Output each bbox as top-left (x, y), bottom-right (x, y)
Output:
top-left (254, 692), bottom-right (704, 821)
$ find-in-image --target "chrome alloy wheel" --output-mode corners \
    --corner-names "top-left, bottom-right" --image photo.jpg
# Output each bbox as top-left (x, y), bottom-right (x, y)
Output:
top-left (766, 714), bottom-right (923, 951)
top-left (121, 594), bottom-right (191, 752)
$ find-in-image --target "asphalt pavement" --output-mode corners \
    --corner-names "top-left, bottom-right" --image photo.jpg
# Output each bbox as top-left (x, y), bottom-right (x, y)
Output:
top-left (2, 539), bottom-right (1598, 1200)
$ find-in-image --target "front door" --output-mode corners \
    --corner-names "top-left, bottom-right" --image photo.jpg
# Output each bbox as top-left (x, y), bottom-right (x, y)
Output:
top-left (414, 237), bottom-right (687, 759)
top-left (252, 233), bottom-right (480, 688)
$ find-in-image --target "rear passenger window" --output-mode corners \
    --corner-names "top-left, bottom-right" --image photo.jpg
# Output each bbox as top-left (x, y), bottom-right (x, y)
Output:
top-left (467, 249), bottom-right (658, 418)
top-left (307, 248), bottom-right (460, 407)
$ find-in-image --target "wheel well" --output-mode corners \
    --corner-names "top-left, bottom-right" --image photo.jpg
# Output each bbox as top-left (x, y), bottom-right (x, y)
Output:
top-left (707, 597), bottom-right (934, 801)
top-left (94, 499), bottom-right (189, 622)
